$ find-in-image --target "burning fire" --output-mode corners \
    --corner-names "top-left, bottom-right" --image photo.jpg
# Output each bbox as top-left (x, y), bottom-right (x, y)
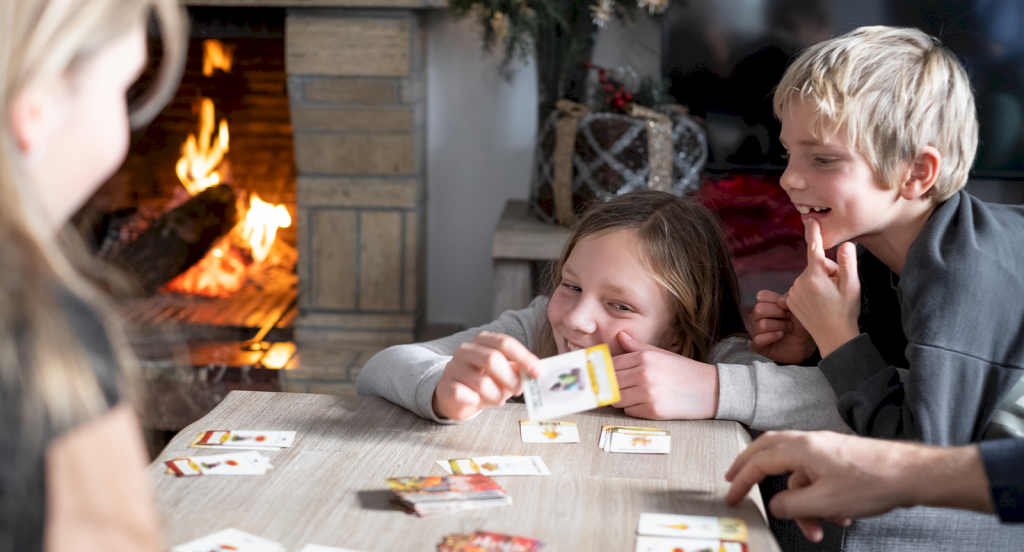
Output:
top-left (203, 39), bottom-right (234, 76)
top-left (161, 40), bottom-right (297, 298)
top-left (175, 97), bottom-right (229, 195)
top-left (244, 194), bottom-right (292, 263)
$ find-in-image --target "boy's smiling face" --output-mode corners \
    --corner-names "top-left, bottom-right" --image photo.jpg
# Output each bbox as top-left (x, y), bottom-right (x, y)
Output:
top-left (779, 99), bottom-right (904, 250)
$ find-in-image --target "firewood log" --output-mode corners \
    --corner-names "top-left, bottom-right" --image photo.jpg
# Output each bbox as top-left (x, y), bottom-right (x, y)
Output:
top-left (112, 184), bottom-right (238, 294)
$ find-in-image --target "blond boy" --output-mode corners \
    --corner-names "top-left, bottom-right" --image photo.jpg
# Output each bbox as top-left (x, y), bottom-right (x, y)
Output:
top-left (751, 26), bottom-right (1024, 447)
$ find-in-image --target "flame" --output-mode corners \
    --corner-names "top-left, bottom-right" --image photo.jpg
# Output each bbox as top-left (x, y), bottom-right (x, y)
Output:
top-left (243, 194), bottom-right (292, 263)
top-left (175, 97), bottom-right (229, 195)
top-left (202, 39), bottom-right (234, 77)
top-left (162, 241), bottom-right (248, 297)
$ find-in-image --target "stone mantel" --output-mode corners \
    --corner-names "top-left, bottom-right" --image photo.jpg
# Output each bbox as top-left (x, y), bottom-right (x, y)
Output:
top-left (183, 0), bottom-right (445, 8)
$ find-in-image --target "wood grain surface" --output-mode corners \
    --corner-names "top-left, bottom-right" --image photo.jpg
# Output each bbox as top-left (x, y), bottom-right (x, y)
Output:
top-left (150, 391), bottom-right (781, 551)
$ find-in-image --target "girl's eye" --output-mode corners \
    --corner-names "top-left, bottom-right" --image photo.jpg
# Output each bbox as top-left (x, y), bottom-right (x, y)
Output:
top-left (561, 282), bottom-right (581, 293)
top-left (815, 157), bottom-right (836, 166)
top-left (611, 303), bottom-right (633, 313)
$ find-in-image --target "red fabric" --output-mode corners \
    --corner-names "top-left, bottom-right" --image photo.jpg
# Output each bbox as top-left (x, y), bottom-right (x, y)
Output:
top-left (694, 173), bottom-right (805, 261)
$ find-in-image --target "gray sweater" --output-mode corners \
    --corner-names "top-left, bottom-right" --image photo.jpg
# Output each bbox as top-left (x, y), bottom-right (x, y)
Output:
top-left (819, 191), bottom-right (1024, 446)
top-left (357, 296), bottom-right (850, 432)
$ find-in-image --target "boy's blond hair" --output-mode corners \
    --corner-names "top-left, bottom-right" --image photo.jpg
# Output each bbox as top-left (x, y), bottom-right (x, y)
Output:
top-left (774, 26), bottom-right (977, 201)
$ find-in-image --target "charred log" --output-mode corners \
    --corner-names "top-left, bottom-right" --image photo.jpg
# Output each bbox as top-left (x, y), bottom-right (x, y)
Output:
top-left (111, 184), bottom-right (238, 294)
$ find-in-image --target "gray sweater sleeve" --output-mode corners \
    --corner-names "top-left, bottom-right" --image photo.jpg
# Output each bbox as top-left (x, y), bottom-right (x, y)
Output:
top-left (356, 296), bottom-right (547, 423)
top-left (711, 337), bottom-right (852, 433)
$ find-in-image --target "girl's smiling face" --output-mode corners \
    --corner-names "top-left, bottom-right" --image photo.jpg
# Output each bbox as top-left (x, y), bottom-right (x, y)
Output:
top-left (547, 229), bottom-right (678, 356)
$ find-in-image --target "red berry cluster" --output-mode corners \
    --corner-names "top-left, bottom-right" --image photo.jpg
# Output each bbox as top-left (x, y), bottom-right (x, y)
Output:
top-left (584, 61), bottom-right (633, 113)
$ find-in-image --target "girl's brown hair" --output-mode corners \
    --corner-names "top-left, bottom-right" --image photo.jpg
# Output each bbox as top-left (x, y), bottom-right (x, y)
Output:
top-left (534, 191), bottom-right (745, 362)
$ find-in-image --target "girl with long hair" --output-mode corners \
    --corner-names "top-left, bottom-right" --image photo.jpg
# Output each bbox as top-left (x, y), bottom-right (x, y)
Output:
top-left (0, 1), bottom-right (185, 550)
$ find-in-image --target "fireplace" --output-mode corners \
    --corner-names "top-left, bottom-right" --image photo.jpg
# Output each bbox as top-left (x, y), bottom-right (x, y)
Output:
top-left (76, 2), bottom-right (434, 434)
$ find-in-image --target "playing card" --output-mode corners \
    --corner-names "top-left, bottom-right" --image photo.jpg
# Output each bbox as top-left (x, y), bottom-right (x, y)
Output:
top-left (190, 430), bottom-right (296, 450)
top-left (609, 431), bottom-right (671, 454)
top-left (637, 513), bottom-right (748, 542)
top-left (296, 546), bottom-right (366, 552)
top-left (441, 455), bottom-right (551, 476)
top-left (519, 420), bottom-right (580, 443)
top-left (171, 528), bottom-right (286, 552)
top-left (521, 344), bottom-right (619, 421)
top-left (599, 425), bottom-right (663, 451)
top-left (165, 451), bottom-right (271, 477)
top-left (462, 531), bottom-right (546, 551)
top-left (634, 535), bottom-right (747, 552)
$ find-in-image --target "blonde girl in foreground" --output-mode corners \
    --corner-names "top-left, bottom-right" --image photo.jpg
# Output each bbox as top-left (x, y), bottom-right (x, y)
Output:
top-left (358, 190), bottom-right (850, 432)
top-left (0, 1), bottom-right (185, 550)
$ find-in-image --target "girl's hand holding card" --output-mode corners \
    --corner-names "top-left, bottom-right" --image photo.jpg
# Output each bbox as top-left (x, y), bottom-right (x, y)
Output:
top-left (612, 332), bottom-right (719, 420)
top-left (432, 331), bottom-right (540, 421)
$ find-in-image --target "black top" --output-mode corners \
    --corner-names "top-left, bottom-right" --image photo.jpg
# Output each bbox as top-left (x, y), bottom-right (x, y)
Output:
top-left (818, 191), bottom-right (1024, 445)
top-left (0, 288), bottom-right (121, 552)
top-left (980, 438), bottom-right (1024, 522)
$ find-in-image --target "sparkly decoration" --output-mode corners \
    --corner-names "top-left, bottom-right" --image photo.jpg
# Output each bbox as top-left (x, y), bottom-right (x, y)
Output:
top-left (637, 0), bottom-right (669, 14)
top-left (491, 11), bottom-right (509, 43)
top-left (590, 0), bottom-right (613, 27)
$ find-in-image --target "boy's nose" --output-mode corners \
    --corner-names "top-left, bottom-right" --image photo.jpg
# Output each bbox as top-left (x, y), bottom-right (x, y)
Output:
top-left (779, 164), bottom-right (804, 192)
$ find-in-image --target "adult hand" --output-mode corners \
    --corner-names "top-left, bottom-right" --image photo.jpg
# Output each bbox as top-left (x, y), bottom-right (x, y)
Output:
top-left (749, 289), bottom-right (817, 364)
top-left (432, 331), bottom-right (539, 421)
top-left (723, 431), bottom-right (993, 543)
top-left (611, 332), bottom-right (719, 420)
top-left (786, 219), bottom-right (861, 358)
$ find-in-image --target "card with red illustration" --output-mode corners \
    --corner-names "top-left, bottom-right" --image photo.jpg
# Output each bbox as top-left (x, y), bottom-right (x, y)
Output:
top-left (189, 430), bottom-right (296, 450)
top-left (170, 528), bottom-right (286, 552)
top-left (165, 451), bottom-right (272, 477)
top-left (437, 531), bottom-right (544, 552)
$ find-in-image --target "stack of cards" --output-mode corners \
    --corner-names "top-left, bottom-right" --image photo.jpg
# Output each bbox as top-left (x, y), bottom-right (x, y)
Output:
top-left (165, 451), bottom-right (273, 477)
top-left (435, 455), bottom-right (551, 476)
top-left (171, 528), bottom-right (285, 552)
top-left (438, 531), bottom-right (545, 552)
top-left (521, 344), bottom-right (620, 421)
top-left (519, 420), bottom-right (580, 443)
top-left (189, 430), bottom-right (296, 451)
top-left (385, 474), bottom-right (512, 517)
top-left (635, 514), bottom-right (748, 552)
top-left (598, 425), bottom-right (671, 454)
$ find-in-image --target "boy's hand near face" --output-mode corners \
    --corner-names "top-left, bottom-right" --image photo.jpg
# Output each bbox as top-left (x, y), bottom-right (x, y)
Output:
top-left (432, 331), bottom-right (539, 420)
top-left (750, 289), bottom-right (817, 364)
top-left (786, 219), bottom-right (861, 358)
top-left (611, 332), bottom-right (719, 420)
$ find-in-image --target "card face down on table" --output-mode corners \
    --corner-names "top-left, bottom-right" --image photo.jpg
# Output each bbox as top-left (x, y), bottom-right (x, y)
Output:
top-left (521, 344), bottom-right (620, 421)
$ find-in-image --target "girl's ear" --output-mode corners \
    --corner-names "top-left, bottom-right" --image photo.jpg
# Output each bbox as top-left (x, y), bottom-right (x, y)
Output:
top-left (660, 328), bottom-right (685, 354)
top-left (900, 146), bottom-right (941, 200)
top-left (10, 76), bottom-right (65, 160)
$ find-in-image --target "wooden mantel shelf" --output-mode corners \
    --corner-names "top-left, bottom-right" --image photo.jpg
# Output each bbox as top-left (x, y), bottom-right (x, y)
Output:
top-left (183, 0), bottom-right (446, 7)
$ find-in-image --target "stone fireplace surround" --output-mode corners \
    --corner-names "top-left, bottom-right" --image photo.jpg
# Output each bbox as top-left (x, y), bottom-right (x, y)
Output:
top-left (184, 0), bottom-right (442, 395)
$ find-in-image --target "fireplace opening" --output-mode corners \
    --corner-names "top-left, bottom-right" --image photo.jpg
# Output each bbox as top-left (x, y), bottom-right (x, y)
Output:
top-left (75, 8), bottom-right (298, 430)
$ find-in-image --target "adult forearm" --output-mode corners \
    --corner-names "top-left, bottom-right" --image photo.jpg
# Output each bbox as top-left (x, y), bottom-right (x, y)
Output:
top-left (901, 444), bottom-right (994, 514)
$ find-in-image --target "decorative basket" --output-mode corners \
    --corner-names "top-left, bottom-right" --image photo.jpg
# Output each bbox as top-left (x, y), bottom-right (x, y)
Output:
top-left (529, 100), bottom-right (708, 226)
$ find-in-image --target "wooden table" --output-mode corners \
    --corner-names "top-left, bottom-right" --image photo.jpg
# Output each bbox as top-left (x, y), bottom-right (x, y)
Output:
top-left (492, 200), bottom-right (569, 318)
top-left (150, 391), bottom-right (781, 551)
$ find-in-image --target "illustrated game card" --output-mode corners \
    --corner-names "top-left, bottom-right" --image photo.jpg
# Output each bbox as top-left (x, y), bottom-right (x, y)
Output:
top-left (521, 344), bottom-right (620, 421)
top-left (608, 430), bottom-right (671, 454)
top-left (637, 513), bottom-right (748, 542)
top-left (171, 528), bottom-right (286, 552)
top-left (519, 420), bottom-right (580, 443)
top-left (189, 430), bottom-right (296, 450)
top-left (598, 425), bottom-right (664, 451)
top-left (438, 531), bottom-right (545, 552)
top-left (165, 451), bottom-right (272, 477)
top-left (436, 455), bottom-right (551, 476)
top-left (296, 546), bottom-right (366, 552)
top-left (634, 535), bottom-right (747, 552)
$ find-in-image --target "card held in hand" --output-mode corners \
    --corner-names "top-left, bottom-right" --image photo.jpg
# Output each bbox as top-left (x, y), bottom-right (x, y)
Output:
top-left (521, 344), bottom-right (619, 421)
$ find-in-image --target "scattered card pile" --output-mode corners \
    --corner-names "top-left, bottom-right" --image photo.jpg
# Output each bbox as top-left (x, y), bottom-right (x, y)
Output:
top-left (435, 455), bottom-right (551, 476)
top-left (189, 430), bottom-right (296, 451)
top-left (599, 426), bottom-right (671, 454)
top-left (521, 344), bottom-right (620, 421)
top-left (386, 474), bottom-right (512, 517)
top-left (635, 513), bottom-right (748, 552)
top-left (165, 451), bottom-right (274, 477)
top-left (519, 420), bottom-right (580, 443)
top-left (438, 531), bottom-right (545, 552)
top-left (171, 528), bottom-right (285, 552)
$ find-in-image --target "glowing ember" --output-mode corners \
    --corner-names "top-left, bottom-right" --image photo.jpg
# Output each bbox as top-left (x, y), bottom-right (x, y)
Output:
top-left (175, 97), bottom-right (229, 195)
top-left (244, 194), bottom-right (292, 263)
top-left (202, 39), bottom-right (234, 77)
top-left (163, 241), bottom-right (247, 297)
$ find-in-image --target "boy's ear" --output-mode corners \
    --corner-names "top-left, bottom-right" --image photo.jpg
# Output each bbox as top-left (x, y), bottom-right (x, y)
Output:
top-left (900, 146), bottom-right (941, 201)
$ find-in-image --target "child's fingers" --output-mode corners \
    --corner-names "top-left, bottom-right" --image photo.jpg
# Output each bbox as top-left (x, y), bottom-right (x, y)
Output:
top-left (452, 367), bottom-right (508, 407)
top-left (752, 331), bottom-right (785, 346)
top-left (754, 317), bottom-right (792, 336)
top-left (751, 300), bottom-right (789, 321)
top-left (837, 242), bottom-right (859, 295)
top-left (804, 218), bottom-right (828, 271)
top-left (611, 365), bottom-right (644, 390)
top-left (474, 331), bottom-right (540, 379)
top-left (458, 339), bottom-right (520, 393)
top-left (756, 289), bottom-right (784, 304)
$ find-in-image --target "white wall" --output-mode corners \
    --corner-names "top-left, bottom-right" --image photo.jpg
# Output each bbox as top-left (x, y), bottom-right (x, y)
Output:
top-left (426, 12), bottom-right (537, 328)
